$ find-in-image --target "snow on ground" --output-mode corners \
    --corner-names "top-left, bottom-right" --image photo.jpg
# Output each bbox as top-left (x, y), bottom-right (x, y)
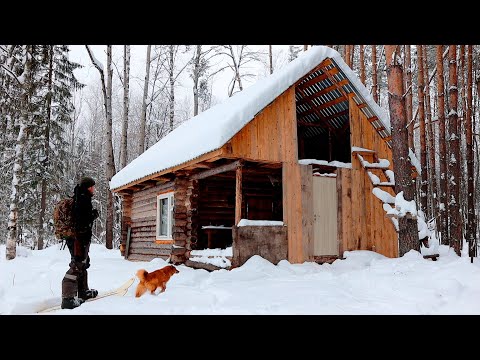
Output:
top-left (1, 243), bottom-right (480, 315)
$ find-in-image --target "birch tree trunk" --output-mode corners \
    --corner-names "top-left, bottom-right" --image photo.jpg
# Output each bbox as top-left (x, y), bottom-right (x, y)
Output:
top-left (37, 45), bottom-right (54, 250)
top-left (193, 45), bottom-right (201, 117)
top-left (405, 45), bottom-right (414, 151)
top-left (269, 45), bottom-right (273, 74)
top-left (138, 44), bottom-right (151, 155)
top-left (448, 45), bottom-right (462, 255)
top-left (120, 45), bottom-right (130, 170)
top-left (417, 45), bottom-right (428, 214)
top-left (424, 45), bottom-right (437, 220)
top-left (372, 45), bottom-right (378, 103)
top-left (6, 45), bottom-right (33, 260)
top-left (169, 45), bottom-right (175, 132)
top-left (385, 45), bottom-right (419, 256)
top-left (436, 45), bottom-right (449, 245)
top-left (105, 45), bottom-right (114, 250)
top-left (466, 45), bottom-right (476, 259)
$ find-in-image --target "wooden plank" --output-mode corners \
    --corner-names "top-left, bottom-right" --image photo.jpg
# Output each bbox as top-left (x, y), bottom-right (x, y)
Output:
top-left (128, 236), bottom-right (156, 242)
top-left (191, 159), bottom-right (242, 180)
top-left (235, 163), bottom-right (243, 225)
top-left (298, 95), bottom-right (347, 117)
top-left (112, 148), bottom-right (224, 192)
top-left (127, 254), bottom-right (169, 262)
top-left (129, 216), bottom-right (156, 226)
top-left (131, 197), bottom-right (156, 209)
top-left (225, 89), bottom-right (290, 162)
top-left (129, 247), bottom-right (171, 256)
top-left (129, 242), bottom-right (171, 250)
top-left (301, 165), bottom-right (313, 261)
top-left (131, 209), bottom-right (157, 220)
top-left (299, 109), bottom-right (348, 122)
top-left (297, 121), bottom-right (330, 128)
top-left (297, 79), bottom-right (349, 106)
top-left (131, 231), bottom-right (156, 238)
top-left (132, 182), bottom-right (174, 202)
top-left (296, 65), bottom-right (338, 90)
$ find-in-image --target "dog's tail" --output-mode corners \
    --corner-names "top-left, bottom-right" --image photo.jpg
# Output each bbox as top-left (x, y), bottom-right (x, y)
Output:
top-left (136, 269), bottom-right (148, 282)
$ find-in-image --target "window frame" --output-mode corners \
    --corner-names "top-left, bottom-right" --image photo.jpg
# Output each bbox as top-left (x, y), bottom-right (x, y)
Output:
top-left (156, 191), bottom-right (174, 240)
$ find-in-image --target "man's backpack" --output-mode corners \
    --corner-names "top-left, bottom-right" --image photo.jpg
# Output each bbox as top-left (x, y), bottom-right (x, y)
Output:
top-left (53, 198), bottom-right (75, 239)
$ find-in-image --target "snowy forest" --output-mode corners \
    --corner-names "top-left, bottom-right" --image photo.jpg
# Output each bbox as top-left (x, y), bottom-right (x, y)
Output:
top-left (0, 44), bottom-right (477, 261)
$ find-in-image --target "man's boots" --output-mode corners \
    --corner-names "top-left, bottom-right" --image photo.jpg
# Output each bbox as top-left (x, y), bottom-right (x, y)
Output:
top-left (79, 289), bottom-right (98, 301)
top-left (61, 297), bottom-right (85, 310)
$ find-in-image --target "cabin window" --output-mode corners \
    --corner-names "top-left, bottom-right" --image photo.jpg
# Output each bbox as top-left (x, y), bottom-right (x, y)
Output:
top-left (157, 192), bottom-right (174, 240)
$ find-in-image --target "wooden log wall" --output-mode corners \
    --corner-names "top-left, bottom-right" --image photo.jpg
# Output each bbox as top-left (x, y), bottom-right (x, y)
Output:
top-left (120, 193), bottom-right (132, 257)
top-left (171, 174), bottom-right (189, 264)
top-left (128, 182), bottom-right (174, 261)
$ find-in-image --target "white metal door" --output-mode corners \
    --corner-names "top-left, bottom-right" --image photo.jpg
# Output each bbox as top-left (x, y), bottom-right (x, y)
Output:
top-left (312, 176), bottom-right (338, 256)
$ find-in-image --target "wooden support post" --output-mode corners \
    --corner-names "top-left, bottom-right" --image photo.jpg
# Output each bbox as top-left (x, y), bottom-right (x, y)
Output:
top-left (235, 161), bottom-right (243, 225)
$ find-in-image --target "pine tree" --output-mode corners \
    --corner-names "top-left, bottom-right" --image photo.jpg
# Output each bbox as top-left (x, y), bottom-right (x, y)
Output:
top-left (385, 45), bottom-right (419, 256)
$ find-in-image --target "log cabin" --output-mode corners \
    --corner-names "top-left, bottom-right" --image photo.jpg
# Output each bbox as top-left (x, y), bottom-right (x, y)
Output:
top-left (110, 46), bottom-right (420, 269)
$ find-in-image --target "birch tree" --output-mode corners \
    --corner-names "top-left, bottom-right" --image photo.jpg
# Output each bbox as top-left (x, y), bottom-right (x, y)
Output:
top-left (385, 45), bottom-right (419, 256)
top-left (269, 45), bottom-right (273, 74)
top-left (217, 45), bottom-right (264, 97)
top-left (120, 45), bottom-right (130, 170)
top-left (359, 45), bottom-right (365, 84)
top-left (85, 45), bottom-right (115, 249)
top-left (372, 45), bottom-right (378, 103)
top-left (138, 44), bottom-right (151, 155)
top-left (190, 45), bottom-right (223, 117)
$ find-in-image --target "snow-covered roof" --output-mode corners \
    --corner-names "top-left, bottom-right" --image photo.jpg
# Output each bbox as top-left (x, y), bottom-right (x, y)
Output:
top-left (110, 46), bottom-right (390, 191)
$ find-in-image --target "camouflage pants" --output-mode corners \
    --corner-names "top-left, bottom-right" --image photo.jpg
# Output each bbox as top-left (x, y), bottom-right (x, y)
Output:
top-left (61, 237), bottom-right (91, 299)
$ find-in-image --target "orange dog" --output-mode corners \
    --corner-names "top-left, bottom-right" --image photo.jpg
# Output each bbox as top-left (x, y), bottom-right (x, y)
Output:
top-left (135, 265), bottom-right (179, 298)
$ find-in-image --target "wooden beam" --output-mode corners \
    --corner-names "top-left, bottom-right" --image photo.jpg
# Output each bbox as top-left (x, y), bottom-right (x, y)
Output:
top-left (112, 148), bottom-right (224, 192)
top-left (297, 79), bottom-right (349, 106)
top-left (299, 109), bottom-right (348, 122)
top-left (235, 162), bottom-right (243, 225)
top-left (367, 116), bottom-right (378, 123)
top-left (183, 162), bottom-right (214, 170)
top-left (298, 95), bottom-right (348, 118)
top-left (357, 103), bottom-right (367, 109)
top-left (297, 121), bottom-right (330, 128)
top-left (298, 68), bottom-right (339, 90)
top-left (295, 59), bottom-right (336, 89)
top-left (191, 159), bottom-right (242, 180)
top-left (318, 65), bottom-right (352, 100)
